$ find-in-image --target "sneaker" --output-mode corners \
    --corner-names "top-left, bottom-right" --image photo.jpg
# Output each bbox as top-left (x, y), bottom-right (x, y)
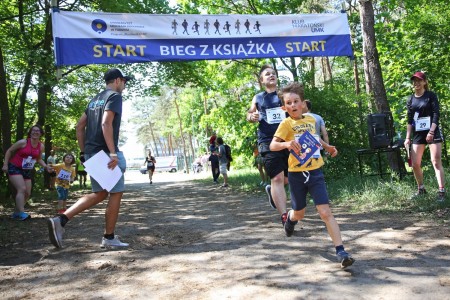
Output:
top-left (437, 191), bottom-right (446, 202)
top-left (281, 212), bottom-right (287, 226)
top-left (284, 210), bottom-right (298, 237)
top-left (11, 212), bottom-right (31, 220)
top-left (266, 185), bottom-right (276, 209)
top-left (336, 250), bottom-right (355, 268)
top-left (101, 236), bottom-right (129, 248)
top-left (410, 187), bottom-right (426, 199)
top-left (150, 181), bottom-right (152, 184)
top-left (221, 184), bottom-right (229, 188)
top-left (47, 217), bottom-right (64, 248)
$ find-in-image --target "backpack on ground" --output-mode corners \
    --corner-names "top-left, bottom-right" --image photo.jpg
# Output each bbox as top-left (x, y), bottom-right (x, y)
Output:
top-left (224, 144), bottom-right (233, 162)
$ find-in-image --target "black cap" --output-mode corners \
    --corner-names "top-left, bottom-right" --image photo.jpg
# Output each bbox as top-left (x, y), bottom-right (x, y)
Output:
top-left (104, 68), bottom-right (132, 82)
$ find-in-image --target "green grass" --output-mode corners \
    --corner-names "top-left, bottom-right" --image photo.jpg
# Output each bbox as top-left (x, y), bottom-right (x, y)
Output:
top-left (198, 168), bottom-right (449, 216)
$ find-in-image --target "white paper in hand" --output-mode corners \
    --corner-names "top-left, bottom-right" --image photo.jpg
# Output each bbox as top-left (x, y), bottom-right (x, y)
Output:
top-left (83, 150), bottom-right (122, 192)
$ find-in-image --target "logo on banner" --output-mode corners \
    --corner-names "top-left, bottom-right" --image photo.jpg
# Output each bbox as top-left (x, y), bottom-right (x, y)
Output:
top-left (91, 19), bottom-right (107, 34)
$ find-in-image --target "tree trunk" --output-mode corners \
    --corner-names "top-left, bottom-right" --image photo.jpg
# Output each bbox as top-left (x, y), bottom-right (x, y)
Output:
top-left (0, 45), bottom-right (11, 155)
top-left (359, 0), bottom-right (390, 113)
top-left (16, 68), bottom-right (32, 141)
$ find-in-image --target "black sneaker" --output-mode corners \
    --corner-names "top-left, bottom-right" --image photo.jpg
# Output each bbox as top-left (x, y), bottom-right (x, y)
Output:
top-left (336, 250), bottom-right (355, 268)
top-left (265, 185), bottom-right (276, 209)
top-left (410, 187), bottom-right (426, 200)
top-left (284, 211), bottom-right (297, 237)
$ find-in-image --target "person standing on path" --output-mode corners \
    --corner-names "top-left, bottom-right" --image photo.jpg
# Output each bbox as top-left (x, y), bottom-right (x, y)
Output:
top-left (216, 137), bottom-right (229, 187)
top-left (75, 156), bottom-right (88, 188)
top-left (246, 64), bottom-right (289, 224)
top-left (47, 150), bottom-right (57, 190)
top-left (48, 68), bottom-right (132, 249)
top-left (208, 149), bottom-right (220, 183)
top-left (270, 82), bottom-right (354, 268)
top-left (2, 124), bottom-right (54, 220)
top-left (404, 71), bottom-right (445, 201)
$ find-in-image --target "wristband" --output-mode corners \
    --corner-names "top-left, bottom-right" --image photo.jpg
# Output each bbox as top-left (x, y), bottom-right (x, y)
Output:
top-left (109, 153), bottom-right (118, 157)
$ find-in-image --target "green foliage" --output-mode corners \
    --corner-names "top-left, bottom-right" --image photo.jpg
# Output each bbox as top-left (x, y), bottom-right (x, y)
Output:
top-left (196, 168), bottom-right (449, 215)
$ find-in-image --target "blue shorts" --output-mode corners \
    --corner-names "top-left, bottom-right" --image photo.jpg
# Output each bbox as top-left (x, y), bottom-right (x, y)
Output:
top-left (288, 168), bottom-right (329, 211)
top-left (85, 151), bottom-right (126, 193)
top-left (7, 163), bottom-right (32, 180)
top-left (56, 186), bottom-right (69, 200)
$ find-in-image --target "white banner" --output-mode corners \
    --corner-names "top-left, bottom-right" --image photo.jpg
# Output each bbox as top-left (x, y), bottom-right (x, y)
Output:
top-left (52, 10), bottom-right (353, 66)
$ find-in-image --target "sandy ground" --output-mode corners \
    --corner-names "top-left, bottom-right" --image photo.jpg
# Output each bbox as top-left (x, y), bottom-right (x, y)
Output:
top-left (0, 170), bottom-right (449, 300)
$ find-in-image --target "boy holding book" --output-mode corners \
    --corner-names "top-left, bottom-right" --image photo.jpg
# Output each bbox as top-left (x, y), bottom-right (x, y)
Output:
top-left (269, 82), bottom-right (355, 268)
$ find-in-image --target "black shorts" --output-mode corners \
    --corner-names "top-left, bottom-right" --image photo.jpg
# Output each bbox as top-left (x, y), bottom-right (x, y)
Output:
top-left (77, 170), bottom-right (87, 176)
top-left (261, 148), bottom-right (289, 179)
top-left (413, 127), bottom-right (443, 144)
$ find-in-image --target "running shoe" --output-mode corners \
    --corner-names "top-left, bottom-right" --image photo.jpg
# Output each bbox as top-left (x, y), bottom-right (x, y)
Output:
top-left (284, 210), bottom-right (297, 237)
top-left (281, 212), bottom-right (287, 226)
top-left (11, 212), bottom-right (31, 221)
top-left (336, 250), bottom-right (355, 268)
top-left (410, 187), bottom-right (426, 200)
top-left (437, 191), bottom-right (446, 202)
top-left (47, 217), bottom-right (64, 248)
top-left (265, 185), bottom-right (276, 209)
top-left (101, 236), bottom-right (129, 248)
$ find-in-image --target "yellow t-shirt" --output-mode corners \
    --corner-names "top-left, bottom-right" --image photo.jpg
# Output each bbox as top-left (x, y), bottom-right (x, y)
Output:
top-left (274, 115), bottom-right (324, 172)
top-left (52, 163), bottom-right (76, 189)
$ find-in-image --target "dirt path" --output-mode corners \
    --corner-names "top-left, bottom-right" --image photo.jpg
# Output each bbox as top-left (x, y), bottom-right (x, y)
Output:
top-left (1, 170), bottom-right (449, 299)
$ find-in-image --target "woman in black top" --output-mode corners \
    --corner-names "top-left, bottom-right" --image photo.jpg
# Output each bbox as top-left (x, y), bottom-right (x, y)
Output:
top-left (144, 151), bottom-right (156, 184)
top-left (404, 71), bottom-right (445, 201)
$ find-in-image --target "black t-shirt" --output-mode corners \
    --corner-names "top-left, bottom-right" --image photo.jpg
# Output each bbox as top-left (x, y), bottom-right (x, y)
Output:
top-left (406, 90), bottom-right (440, 128)
top-left (84, 89), bottom-right (122, 154)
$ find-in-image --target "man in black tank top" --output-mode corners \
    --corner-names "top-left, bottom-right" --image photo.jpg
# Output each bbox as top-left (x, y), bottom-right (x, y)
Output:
top-left (247, 65), bottom-right (290, 225)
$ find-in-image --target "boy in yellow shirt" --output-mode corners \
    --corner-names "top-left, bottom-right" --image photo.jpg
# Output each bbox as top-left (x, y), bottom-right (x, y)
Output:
top-left (270, 82), bottom-right (354, 268)
top-left (52, 154), bottom-right (76, 214)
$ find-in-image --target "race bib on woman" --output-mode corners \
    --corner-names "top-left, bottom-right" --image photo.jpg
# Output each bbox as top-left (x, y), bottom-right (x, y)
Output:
top-left (415, 117), bottom-right (431, 131)
top-left (22, 157), bottom-right (36, 170)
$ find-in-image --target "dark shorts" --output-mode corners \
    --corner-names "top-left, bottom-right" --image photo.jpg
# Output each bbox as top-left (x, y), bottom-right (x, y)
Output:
top-left (147, 167), bottom-right (155, 172)
top-left (261, 146), bottom-right (289, 179)
top-left (7, 163), bottom-right (32, 180)
top-left (413, 127), bottom-right (443, 144)
top-left (49, 171), bottom-right (57, 177)
top-left (288, 168), bottom-right (329, 211)
top-left (77, 170), bottom-right (87, 176)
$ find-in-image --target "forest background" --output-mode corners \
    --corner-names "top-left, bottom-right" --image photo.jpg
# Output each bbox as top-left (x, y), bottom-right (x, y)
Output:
top-left (1, 0), bottom-right (449, 196)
